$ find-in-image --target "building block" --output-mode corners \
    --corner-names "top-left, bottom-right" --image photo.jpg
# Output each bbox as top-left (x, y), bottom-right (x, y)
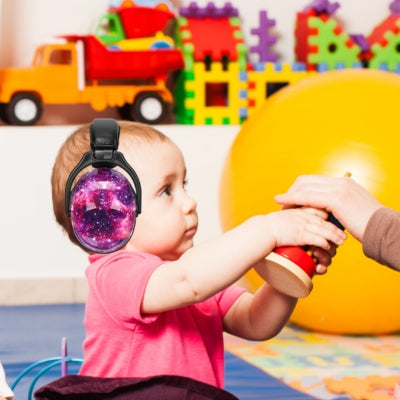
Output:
top-left (184, 61), bottom-right (247, 124)
top-left (295, 11), bottom-right (316, 68)
top-left (246, 62), bottom-right (317, 118)
top-left (250, 10), bottom-right (278, 62)
top-left (177, 15), bottom-right (245, 63)
top-left (304, 0), bottom-right (340, 16)
top-left (306, 16), bottom-right (361, 69)
top-left (175, 0), bottom-right (400, 125)
top-left (179, 2), bottom-right (239, 18)
top-left (367, 14), bottom-right (400, 71)
top-left (174, 2), bottom-right (248, 124)
top-left (370, 30), bottom-right (400, 70)
top-left (367, 15), bottom-right (400, 46)
top-left (295, 0), bottom-right (362, 70)
top-left (391, 0), bottom-right (400, 13)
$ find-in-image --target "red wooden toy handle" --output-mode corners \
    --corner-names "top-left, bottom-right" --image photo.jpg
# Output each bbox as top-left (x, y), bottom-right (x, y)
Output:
top-left (274, 246), bottom-right (316, 277)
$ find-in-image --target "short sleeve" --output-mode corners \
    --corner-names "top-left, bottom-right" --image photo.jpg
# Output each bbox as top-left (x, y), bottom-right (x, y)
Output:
top-left (215, 285), bottom-right (246, 317)
top-left (91, 252), bottom-right (164, 326)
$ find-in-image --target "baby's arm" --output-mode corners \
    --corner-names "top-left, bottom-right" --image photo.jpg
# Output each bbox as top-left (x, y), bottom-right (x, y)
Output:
top-left (142, 208), bottom-right (345, 315)
top-left (223, 281), bottom-right (297, 340)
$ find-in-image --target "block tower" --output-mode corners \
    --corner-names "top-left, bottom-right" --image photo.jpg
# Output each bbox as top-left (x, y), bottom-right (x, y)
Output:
top-left (295, 0), bottom-right (362, 70)
top-left (366, 0), bottom-right (400, 72)
top-left (174, 2), bottom-right (247, 124)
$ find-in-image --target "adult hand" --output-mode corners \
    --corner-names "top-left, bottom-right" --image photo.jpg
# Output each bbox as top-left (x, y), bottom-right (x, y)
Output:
top-left (275, 175), bottom-right (383, 242)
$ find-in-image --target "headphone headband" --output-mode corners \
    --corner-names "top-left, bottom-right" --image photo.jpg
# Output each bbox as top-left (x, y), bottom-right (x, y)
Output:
top-left (65, 119), bottom-right (142, 217)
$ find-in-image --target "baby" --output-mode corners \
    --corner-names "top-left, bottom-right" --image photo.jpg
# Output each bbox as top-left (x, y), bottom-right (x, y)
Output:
top-left (51, 120), bottom-right (345, 389)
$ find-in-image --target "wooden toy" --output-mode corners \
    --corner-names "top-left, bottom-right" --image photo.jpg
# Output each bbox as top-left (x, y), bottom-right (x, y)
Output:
top-left (255, 246), bottom-right (315, 298)
top-left (254, 173), bottom-right (350, 298)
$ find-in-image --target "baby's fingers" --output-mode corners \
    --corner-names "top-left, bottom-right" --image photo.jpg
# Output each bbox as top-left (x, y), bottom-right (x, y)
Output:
top-left (301, 206), bottom-right (329, 220)
top-left (305, 217), bottom-right (346, 249)
top-left (313, 245), bottom-right (338, 274)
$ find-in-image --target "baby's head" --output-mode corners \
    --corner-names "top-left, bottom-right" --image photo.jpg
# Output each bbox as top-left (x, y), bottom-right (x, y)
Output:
top-left (51, 121), bottom-right (172, 253)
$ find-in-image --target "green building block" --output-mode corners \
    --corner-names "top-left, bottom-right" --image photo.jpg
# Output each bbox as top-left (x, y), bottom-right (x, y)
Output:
top-left (307, 17), bottom-right (361, 69)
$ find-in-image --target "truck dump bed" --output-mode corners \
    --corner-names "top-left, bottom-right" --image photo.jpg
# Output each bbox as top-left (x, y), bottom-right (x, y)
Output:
top-left (62, 35), bottom-right (184, 80)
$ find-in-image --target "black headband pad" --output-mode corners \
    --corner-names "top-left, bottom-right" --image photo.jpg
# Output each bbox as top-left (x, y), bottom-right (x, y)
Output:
top-left (64, 119), bottom-right (142, 217)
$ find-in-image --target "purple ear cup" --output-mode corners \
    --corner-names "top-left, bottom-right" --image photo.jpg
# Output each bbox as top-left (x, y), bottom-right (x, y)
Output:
top-left (65, 119), bottom-right (141, 253)
top-left (70, 167), bottom-right (137, 253)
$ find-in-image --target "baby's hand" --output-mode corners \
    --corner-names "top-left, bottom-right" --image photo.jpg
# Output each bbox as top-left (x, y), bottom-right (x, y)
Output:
top-left (302, 207), bottom-right (341, 274)
top-left (312, 244), bottom-right (338, 274)
top-left (268, 207), bottom-right (346, 251)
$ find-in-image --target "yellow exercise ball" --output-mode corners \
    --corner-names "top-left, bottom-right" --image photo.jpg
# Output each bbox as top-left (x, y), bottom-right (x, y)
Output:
top-left (219, 68), bottom-right (400, 335)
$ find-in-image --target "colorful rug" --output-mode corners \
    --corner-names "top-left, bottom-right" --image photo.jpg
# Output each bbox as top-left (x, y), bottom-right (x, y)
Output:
top-left (224, 323), bottom-right (400, 399)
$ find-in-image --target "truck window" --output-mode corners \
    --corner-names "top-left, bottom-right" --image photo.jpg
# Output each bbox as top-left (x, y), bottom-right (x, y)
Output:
top-left (48, 49), bottom-right (72, 65)
top-left (33, 47), bottom-right (44, 66)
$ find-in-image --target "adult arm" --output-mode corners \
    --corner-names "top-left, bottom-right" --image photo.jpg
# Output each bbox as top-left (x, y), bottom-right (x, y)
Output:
top-left (363, 207), bottom-right (400, 271)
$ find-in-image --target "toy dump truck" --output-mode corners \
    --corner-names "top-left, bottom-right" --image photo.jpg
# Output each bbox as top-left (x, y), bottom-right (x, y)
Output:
top-left (0, 6), bottom-right (184, 125)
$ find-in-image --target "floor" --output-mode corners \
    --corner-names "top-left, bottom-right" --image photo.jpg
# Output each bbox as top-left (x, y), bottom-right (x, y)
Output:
top-left (1, 304), bottom-right (399, 399)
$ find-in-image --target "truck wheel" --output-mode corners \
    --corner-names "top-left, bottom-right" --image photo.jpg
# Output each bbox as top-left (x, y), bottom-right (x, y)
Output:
top-left (117, 104), bottom-right (133, 121)
top-left (132, 92), bottom-right (168, 124)
top-left (0, 103), bottom-right (9, 124)
top-left (6, 93), bottom-right (42, 125)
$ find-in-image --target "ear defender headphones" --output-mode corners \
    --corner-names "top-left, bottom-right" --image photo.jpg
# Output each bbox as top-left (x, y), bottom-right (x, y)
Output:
top-left (65, 118), bottom-right (142, 253)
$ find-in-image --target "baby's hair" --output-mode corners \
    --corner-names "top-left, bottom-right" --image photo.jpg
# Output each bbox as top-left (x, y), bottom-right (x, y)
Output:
top-left (51, 120), bottom-right (170, 252)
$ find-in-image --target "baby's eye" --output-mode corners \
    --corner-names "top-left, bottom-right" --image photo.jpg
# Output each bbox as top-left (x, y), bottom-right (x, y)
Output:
top-left (161, 185), bottom-right (172, 196)
top-left (183, 179), bottom-right (188, 190)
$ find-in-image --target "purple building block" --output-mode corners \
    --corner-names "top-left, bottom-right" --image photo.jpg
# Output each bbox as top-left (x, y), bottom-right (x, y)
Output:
top-left (250, 10), bottom-right (278, 62)
top-left (390, 0), bottom-right (400, 14)
top-left (179, 2), bottom-right (239, 18)
top-left (304, 0), bottom-right (340, 15)
top-left (350, 34), bottom-right (370, 53)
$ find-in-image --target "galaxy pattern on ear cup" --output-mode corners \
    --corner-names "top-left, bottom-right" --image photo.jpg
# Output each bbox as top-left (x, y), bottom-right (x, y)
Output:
top-left (70, 167), bottom-right (137, 253)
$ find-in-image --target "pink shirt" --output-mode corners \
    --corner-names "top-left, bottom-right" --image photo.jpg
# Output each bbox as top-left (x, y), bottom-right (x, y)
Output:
top-left (79, 250), bottom-right (245, 388)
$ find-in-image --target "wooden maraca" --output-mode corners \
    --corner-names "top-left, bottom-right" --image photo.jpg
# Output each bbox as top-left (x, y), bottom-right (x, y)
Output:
top-left (254, 173), bottom-right (350, 298)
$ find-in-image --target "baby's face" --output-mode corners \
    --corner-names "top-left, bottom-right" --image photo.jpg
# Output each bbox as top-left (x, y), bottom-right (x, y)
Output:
top-left (123, 139), bottom-right (198, 260)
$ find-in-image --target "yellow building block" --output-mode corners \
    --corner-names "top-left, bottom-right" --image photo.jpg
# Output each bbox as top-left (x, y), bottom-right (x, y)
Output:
top-left (247, 63), bottom-right (316, 118)
top-left (185, 61), bottom-right (247, 124)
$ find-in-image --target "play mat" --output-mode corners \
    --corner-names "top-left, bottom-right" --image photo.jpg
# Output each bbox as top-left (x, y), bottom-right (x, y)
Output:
top-left (224, 322), bottom-right (400, 399)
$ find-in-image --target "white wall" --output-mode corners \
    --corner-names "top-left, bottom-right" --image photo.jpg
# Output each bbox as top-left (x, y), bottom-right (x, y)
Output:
top-left (0, 125), bottom-right (238, 279)
top-left (0, 0), bottom-right (394, 280)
